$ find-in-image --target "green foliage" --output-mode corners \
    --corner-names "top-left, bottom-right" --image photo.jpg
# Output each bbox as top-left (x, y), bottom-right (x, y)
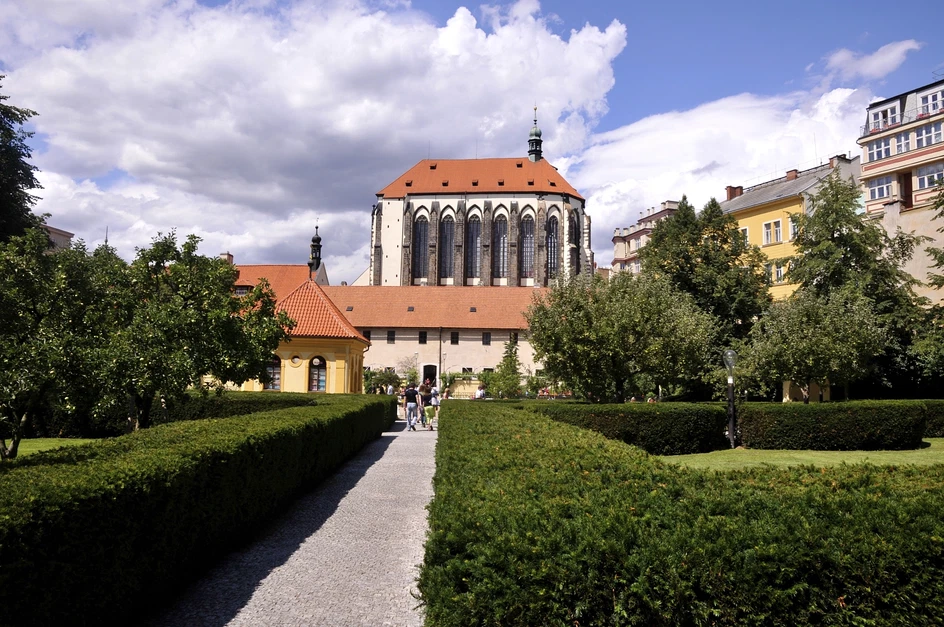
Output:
top-left (914, 400), bottom-right (944, 437)
top-left (492, 341), bottom-right (523, 398)
top-left (476, 369), bottom-right (494, 393)
top-left (739, 400), bottom-right (928, 450)
top-left (640, 196), bottom-right (771, 341)
top-left (160, 391), bottom-right (321, 423)
top-left (533, 402), bottom-right (727, 455)
top-left (527, 272), bottom-right (717, 403)
top-left (745, 289), bottom-right (886, 402)
top-left (420, 403), bottom-right (944, 625)
top-left (925, 178), bottom-right (944, 290)
top-left (0, 76), bottom-right (43, 242)
top-left (365, 369), bottom-right (401, 394)
top-left (0, 395), bottom-right (395, 625)
top-left (789, 170), bottom-right (926, 392)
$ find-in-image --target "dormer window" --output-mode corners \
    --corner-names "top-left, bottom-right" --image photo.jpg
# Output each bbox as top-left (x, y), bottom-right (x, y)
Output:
top-left (472, 179), bottom-right (479, 186)
top-left (548, 180), bottom-right (557, 187)
top-left (405, 180), bottom-right (412, 187)
top-left (870, 105), bottom-right (899, 132)
top-left (498, 179), bottom-right (504, 186)
top-left (516, 161), bottom-right (523, 168)
top-left (346, 306), bottom-right (353, 311)
top-left (527, 179), bottom-right (534, 186)
top-left (442, 180), bottom-right (448, 187)
top-left (429, 163), bottom-right (437, 170)
top-left (407, 306), bottom-right (415, 312)
top-left (920, 88), bottom-right (944, 116)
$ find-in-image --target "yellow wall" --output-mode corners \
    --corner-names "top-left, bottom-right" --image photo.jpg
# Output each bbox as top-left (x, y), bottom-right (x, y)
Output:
top-left (241, 337), bottom-right (368, 394)
top-left (731, 197), bottom-right (802, 300)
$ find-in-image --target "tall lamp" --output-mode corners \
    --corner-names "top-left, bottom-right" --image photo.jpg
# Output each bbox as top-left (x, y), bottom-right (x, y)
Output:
top-left (723, 349), bottom-right (738, 448)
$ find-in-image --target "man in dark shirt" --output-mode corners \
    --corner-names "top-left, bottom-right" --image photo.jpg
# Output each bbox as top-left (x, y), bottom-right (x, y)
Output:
top-left (403, 383), bottom-right (422, 431)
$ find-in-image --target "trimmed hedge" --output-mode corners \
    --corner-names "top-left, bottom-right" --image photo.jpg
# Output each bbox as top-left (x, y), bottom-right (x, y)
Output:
top-left (0, 394), bottom-right (396, 626)
top-left (739, 400), bottom-right (928, 450)
top-left (532, 401), bottom-right (728, 455)
top-left (920, 400), bottom-right (944, 438)
top-left (159, 390), bottom-right (323, 423)
top-left (420, 402), bottom-right (944, 625)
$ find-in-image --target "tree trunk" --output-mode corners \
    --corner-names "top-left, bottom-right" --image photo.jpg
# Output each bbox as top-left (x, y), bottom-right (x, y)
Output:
top-left (615, 377), bottom-right (625, 404)
top-left (0, 412), bottom-right (29, 460)
top-left (802, 382), bottom-right (810, 404)
top-left (134, 395), bottom-right (154, 430)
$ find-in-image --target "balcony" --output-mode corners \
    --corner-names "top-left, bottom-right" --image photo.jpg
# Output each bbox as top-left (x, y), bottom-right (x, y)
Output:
top-left (861, 104), bottom-right (943, 137)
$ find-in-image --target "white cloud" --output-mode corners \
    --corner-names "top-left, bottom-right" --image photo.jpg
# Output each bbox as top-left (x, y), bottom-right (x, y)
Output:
top-left (4, 0), bottom-right (626, 283)
top-left (825, 39), bottom-right (922, 82)
top-left (568, 87), bottom-right (873, 265)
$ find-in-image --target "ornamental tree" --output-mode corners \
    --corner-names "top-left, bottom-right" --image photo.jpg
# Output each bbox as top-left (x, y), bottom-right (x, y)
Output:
top-left (527, 272), bottom-right (717, 403)
top-left (492, 340), bottom-right (523, 399)
top-left (745, 289), bottom-right (886, 403)
top-left (0, 76), bottom-right (43, 242)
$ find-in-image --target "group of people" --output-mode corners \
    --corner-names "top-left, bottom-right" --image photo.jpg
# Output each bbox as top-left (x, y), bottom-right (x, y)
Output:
top-left (402, 379), bottom-right (440, 431)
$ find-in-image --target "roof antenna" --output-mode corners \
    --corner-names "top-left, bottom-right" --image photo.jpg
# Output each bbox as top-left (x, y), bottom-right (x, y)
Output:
top-left (104, 226), bottom-right (109, 246)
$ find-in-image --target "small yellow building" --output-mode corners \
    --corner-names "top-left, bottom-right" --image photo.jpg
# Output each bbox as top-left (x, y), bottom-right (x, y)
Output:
top-left (719, 155), bottom-right (860, 300)
top-left (235, 266), bottom-right (369, 394)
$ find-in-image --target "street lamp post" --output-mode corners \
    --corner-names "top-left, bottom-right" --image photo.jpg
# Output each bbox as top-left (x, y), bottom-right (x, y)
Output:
top-left (723, 349), bottom-right (738, 448)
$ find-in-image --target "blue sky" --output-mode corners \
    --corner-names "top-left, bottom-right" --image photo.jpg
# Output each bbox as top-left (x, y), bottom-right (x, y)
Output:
top-left (1, 0), bottom-right (941, 284)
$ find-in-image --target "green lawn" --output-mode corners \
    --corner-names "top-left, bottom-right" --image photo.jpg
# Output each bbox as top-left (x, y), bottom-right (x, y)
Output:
top-left (16, 438), bottom-right (96, 456)
top-left (659, 438), bottom-right (944, 470)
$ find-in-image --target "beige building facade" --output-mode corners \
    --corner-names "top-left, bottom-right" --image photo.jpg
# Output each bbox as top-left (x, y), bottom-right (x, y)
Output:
top-left (611, 200), bottom-right (679, 275)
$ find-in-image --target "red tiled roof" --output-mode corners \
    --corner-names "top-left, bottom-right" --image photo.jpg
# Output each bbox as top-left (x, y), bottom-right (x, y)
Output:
top-left (321, 286), bottom-right (547, 330)
top-left (234, 265), bottom-right (310, 301)
top-left (377, 158), bottom-right (584, 200)
top-left (278, 280), bottom-right (368, 342)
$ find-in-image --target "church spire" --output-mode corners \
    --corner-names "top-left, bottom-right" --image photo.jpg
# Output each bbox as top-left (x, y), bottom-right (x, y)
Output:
top-left (308, 225), bottom-right (322, 279)
top-left (528, 105), bottom-right (543, 162)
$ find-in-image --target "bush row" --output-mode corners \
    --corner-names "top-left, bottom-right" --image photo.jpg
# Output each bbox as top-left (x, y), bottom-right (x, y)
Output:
top-left (160, 390), bottom-right (326, 424)
top-left (531, 401), bottom-right (728, 455)
top-left (419, 402), bottom-right (944, 625)
top-left (0, 394), bottom-right (397, 626)
top-left (920, 400), bottom-right (944, 437)
top-left (739, 400), bottom-right (930, 450)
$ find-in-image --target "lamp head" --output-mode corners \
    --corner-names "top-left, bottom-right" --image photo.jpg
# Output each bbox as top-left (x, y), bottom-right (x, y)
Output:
top-left (722, 349), bottom-right (738, 372)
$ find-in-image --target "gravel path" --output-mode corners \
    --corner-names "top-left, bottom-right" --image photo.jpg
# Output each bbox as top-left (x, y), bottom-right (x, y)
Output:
top-left (146, 419), bottom-right (436, 627)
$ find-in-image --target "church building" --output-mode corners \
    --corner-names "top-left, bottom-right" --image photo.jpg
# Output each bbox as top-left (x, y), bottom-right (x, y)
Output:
top-left (366, 112), bottom-right (594, 287)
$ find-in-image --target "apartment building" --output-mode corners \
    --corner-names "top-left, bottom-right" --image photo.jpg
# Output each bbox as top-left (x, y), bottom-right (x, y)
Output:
top-left (611, 200), bottom-right (679, 275)
top-left (858, 78), bottom-right (944, 302)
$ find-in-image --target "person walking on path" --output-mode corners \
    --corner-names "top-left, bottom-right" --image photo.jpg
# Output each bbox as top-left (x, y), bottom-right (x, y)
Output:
top-left (404, 383), bottom-right (422, 431)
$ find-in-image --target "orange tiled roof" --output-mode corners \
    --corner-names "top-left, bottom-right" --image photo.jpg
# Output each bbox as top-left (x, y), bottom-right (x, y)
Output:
top-left (377, 158), bottom-right (584, 200)
top-left (234, 265), bottom-right (310, 301)
top-left (321, 286), bottom-right (547, 330)
top-left (278, 280), bottom-right (368, 342)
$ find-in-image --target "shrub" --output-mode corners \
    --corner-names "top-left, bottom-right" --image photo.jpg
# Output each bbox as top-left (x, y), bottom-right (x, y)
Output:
top-left (419, 403), bottom-right (944, 625)
top-left (532, 401), bottom-right (728, 455)
top-left (0, 395), bottom-right (395, 626)
top-left (739, 400), bottom-right (928, 450)
top-left (921, 400), bottom-right (944, 437)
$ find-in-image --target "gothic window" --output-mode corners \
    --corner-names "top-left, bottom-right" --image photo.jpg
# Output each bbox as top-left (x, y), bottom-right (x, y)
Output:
top-left (412, 217), bottom-right (429, 279)
top-left (264, 356), bottom-right (281, 390)
top-left (309, 356), bottom-right (326, 392)
top-left (492, 216), bottom-right (508, 278)
top-left (520, 216), bottom-right (535, 278)
top-left (569, 214), bottom-right (580, 274)
top-left (439, 216), bottom-right (455, 278)
top-left (546, 216), bottom-right (559, 279)
top-left (465, 216), bottom-right (481, 279)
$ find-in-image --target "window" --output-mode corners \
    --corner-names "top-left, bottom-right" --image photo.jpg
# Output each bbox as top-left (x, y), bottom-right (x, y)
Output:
top-left (763, 220), bottom-right (781, 245)
top-left (482, 368), bottom-right (494, 373)
top-left (921, 89), bottom-right (943, 115)
top-left (775, 264), bottom-right (785, 283)
top-left (739, 227), bottom-right (749, 244)
top-left (492, 215), bottom-right (508, 279)
top-left (234, 286), bottom-right (250, 296)
top-left (309, 356), bottom-right (326, 392)
top-left (264, 356), bottom-right (281, 390)
top-left (419, 331), bottom-right (427, 345)
top-left (412, 217), bottom-right (429, 279)
top-left (363, 330), bottom-right (371, 341)
top-left (520, 216), bottom-right (535, 278)
top-left (387, 330), bottom-right (396, 344)
top-left (764, 263), bottom-right (773, 283)
top-left (789, 218), bottom-right (798, 241)
top-left (482, 332), bottom-right (491, 346)
top-left (546, 216), bottom-right (559, 278)
top-left (916, 122), bottom-right (943, 149)
top-left (867, 137), bottom-right (891, 161)
top-left (870, 105), bottom-right (898, 131)
top-left (439, 216), bottom-right (455, 278)
top-left (465, 216), bottom-right (481, 279)
top-left (918, 163), bottom-right (944, 189)
top-left (450, 331), bottom-right (459, 345)
top-left (869, 176), bottom-right (893, 200)
top-left (461, 367), bottom-right (473, 374)
top-left (896, 132), bottom-right (910, 154)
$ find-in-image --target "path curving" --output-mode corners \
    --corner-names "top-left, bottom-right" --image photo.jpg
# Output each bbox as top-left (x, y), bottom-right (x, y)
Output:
top-left (146, 419), bottom-right (436, 627)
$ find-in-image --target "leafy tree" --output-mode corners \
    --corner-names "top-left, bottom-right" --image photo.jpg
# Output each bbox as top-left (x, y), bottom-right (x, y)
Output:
top-left (789, 170), bottom-right (926, 391)
top-left (396, 355), bottom-right (419, 386)
top-left (365, 369), bottom-right (401, 393)
top-left (99, 232), bottom-right (294, 429)
top-left (492, 340), bottom-right (523, 398)
top-left (0, 75), bottom-right (43, 242)
top-left (640, 196), bottom-right (770, 341)
top-left (527, 272), bottom-right (717, 403)
top-left (914, 180), bottom-right (944, 379)
top-left (745, 289), bottom-right (886, 403)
